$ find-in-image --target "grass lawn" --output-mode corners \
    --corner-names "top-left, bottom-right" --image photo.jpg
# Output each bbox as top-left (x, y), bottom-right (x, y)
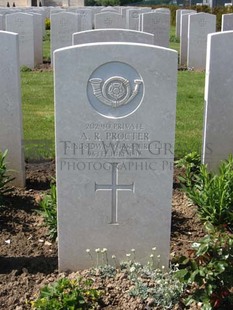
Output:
top-left (21, 29), bottom-right (205, 160)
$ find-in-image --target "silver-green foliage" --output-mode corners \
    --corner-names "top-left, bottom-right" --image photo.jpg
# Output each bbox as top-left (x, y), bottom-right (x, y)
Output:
top-left (125, 262), bottom-right (185, 309)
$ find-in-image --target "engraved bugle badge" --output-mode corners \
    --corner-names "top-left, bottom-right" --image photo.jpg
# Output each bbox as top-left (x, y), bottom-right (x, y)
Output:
top-left (87, 62), bottom-right (144, 119)
top-left (89, 76), bottom-right (143, 108)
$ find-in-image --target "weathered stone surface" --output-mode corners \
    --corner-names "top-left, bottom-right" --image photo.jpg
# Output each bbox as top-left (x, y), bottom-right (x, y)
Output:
top-left (54, 42), bottom-right (177, 271)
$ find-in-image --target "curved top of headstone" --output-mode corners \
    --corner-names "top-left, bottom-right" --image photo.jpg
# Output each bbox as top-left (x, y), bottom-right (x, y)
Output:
top-left (101, 6), bottom-right (118, 12)
top-left (72, 28), bottom-right (154, 45)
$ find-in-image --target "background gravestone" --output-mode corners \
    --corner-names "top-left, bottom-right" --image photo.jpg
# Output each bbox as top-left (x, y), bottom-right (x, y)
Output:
top-left (6, 12), bottom-right (35, 69)
top-left (126, 8), bottom-right (151, 30)
top-left (202, 31), bottom-right (233, 170)
top-left (187, 13), bottom-right (216, 70)
top-left (72, 29), bottom-right (154, 45)
top-left (94, 12), bottom-right (125, 29)
top-left (33, 13), bottom-right (43, 65)
top-left (0, 31), bottom-right (25, 187)
top-left (180, 12), bottom-right (196, 66)
top-left (221, 13), bottom-right (233, 31)
top-left (50, 11), bottom-right (81, 65)
top-left (54, 42), bottom-right (177, 271)
top-left (141, 11), bottom-right (170, 47)
top-left (76, 8), bottom-right (93, 31)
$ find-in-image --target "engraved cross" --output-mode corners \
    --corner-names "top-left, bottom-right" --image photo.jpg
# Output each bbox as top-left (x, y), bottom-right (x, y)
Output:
top-left (199, 18), bottom-right (207, 27)
top-left (95, 163), bottom-right (134, 224)
top-left (104, 17), bottom-right (112, 26)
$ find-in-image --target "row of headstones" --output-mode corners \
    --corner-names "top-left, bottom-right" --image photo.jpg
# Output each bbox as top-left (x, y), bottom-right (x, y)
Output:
top-left (50, 8), bottom-right (171, 64)
top-left (176, 10), bottom-right (216, 70)
top-left (1, 28), bottom-right (232, 270)
top-left (177, 9), bottom-right (233, 70)
top-left (0, 6), bottom-right (171, 68)
top-left (0, 6), bottom-right (49, 68)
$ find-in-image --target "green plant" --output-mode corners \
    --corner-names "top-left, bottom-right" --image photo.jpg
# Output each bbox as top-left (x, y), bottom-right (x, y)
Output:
top-left (31, 277), bottom-right (102, 310)
top-left (0, 150), bottom-right (14, 200)
top-left (38, 181), bottom-right (57, 240)
top-left (170, 34), bottom-right (180, 43)
top-left (176, 222), bottom-right (233, 309)
top-left (180, 155), bottom-right (233, 230)
top-left (176, 151), bottom-right (201, 189)
top-left (123, 261), bottom-right (185, 309)
top-left (20, 65), bottom-right (32, 72)
top-left (45, 18), bottom-right (50, 30)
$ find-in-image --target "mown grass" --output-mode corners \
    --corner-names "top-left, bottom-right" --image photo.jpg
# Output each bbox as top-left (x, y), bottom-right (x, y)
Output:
top-left (21, 28), bottom-right (205, 160)
top-left (21, 70), bottom-right (54, 159)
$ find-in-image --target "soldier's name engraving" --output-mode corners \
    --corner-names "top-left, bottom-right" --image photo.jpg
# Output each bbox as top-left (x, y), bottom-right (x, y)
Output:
top-left (60, 140), bottom-right (173, 157)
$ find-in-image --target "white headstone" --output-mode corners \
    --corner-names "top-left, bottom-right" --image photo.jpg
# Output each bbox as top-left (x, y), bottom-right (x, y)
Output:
top-left (0, 31), bottom-right (25, 187)
top-left (154, 8), bottom-right (170, 15)
top-left (94, 12), bottom-right (125, 29)
top-left (202, 31), bottom-right (233, 170)
top-left (180, 12), bottom-right (196, 66)
top-left (221, 13), bottom-right (233, 31)
top-left (5, 12), bottom-right (35, 69)
top-left (126, 8), bottom-right (151, 31)
top-left (54, 42), bottom-right (177, 271)
top-left (51, 12), bottom-right (81, 65)
top-left (76, 9), bottom-right (93, 31)
top-left (176, 9), bottom-right (196, 38)
top-left (33, 13), bottom-right (43, 65)
top-left (141, 12), bottom-right (170, 47)
top-left (101, 6), bottom-right (120, 13)
top-left (0, 14), bottom-right (3, 30)
top-left (187, 13), bottom-right (216, 70)
top-left (72, 29), bottom-right (154, 45)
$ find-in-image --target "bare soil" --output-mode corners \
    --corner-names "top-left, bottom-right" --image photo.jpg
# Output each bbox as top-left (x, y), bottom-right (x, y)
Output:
top-left (0, 162), bottom-right (205, 309)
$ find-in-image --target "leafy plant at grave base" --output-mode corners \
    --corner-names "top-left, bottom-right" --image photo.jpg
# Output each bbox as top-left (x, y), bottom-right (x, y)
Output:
top-left (45, 18), bottom-right (50, 30)
top-left (176, 222), bottom-right (233, 310)
top-left (116, 251), bottom-right (185, 309)
top-left (86, 247), bottom-right (185, 308)
top-left (20, 65), bottom-right (32, 72)
top-left (125, 261), bottom-right (185, 309)
top-left (38, 181), bottom-right (57, 240)
top-left (175, 151), bottom-right (201, 189)
top-left (170, 34), bottom-right (180, 43)
top-left (31, 277), bottom-right (102, 310)
top-left (43, 29), bottom-right (50, 42)
top-left (177, 154), bottom-right (233, 231)
top-left (0, 150), bottom-right (14, 202)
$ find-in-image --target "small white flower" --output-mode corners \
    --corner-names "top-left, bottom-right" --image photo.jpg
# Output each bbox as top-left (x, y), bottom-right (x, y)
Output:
top-left (192, 242), bottom-right (200, 248)
top-left (131, 248), bottom-right (135, 252)
top-left (126, 253), bottom-right (131, 257)
top-left (150, 254), bottom-right (154, 258)
top-left (152, 247), bottom-right (156, 251)
top-left (86, 249), bottom-right (90, 253)
top-left (162, 265), bottom-right (165, 269)
top-left (112, 255), bottom-right (116, 259)
top-left (157, 255), bottom-right (160, 258)
top-left (102, 248), bottom-right (107, 253)
top-left (95, 248), bottom-right (100, 253)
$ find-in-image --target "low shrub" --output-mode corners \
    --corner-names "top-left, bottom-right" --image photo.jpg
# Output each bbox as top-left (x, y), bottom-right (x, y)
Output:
top-left (38, 181), bottom-right (57, 240)
top-left (177, 154), bottom-right (233, 231)
top-left (176, 222), bottom-right (233, 309)
top-left (0, 150), bottom-right (14, 201)
top-left (45, 18), bottom-right (50, 30)
top-left (20, 66), bottom-right (32, 72)
top-left (31, 277), bottom-right (102, 310)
